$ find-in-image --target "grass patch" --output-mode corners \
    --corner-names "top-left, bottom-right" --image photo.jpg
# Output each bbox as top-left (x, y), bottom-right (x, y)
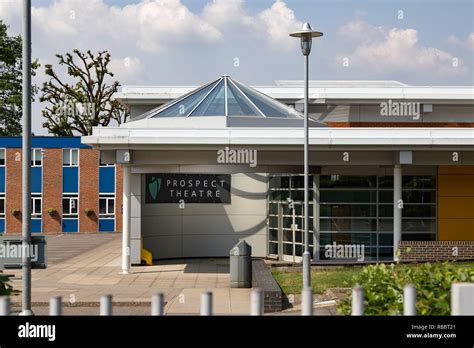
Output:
top-left (271, 262), bottom-right (474, 296)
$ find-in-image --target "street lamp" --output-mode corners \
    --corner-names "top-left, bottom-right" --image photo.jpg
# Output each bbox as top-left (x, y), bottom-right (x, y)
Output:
top-left (290, 23), bottom-right (323, 289)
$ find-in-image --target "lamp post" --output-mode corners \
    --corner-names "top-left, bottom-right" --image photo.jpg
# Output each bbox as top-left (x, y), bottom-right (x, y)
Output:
top-left (290, 23), bottom-right (323, 289)
top-left (20, 0), bottom-right (33, 316)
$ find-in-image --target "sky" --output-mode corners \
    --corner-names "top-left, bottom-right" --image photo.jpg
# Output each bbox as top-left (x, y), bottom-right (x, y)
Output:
top-left (0, 0), bottom-right (473, 134)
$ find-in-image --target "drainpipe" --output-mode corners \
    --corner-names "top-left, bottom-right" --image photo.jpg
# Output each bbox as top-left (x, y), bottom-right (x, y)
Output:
top-left (121, 165), bottom-right (131, 274)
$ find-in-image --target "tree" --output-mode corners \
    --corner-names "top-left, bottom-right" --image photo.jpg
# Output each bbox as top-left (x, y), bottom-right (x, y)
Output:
top-left (40, 50), bottom-right (128, 136)
top-left (0, 21), bottom-right (39, 136)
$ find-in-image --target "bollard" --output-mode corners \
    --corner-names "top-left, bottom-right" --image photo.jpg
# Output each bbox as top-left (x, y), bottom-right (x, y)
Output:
top-left (301, 287), bottom-right (313, 316)
top-left (151, 293), bottom-right (165, 316)
top-left (0, 296), bottom-right (10, 316)
top-left (200, 292), bottom-right (213, 316)
top-left (351, 285), bottom-right (364, 316)
top-left (49, 296), bottom-right (62, 316)
top-left (100, 295), bottom-right (113, 316)
top-left (451, 283), bottom-right (474, 315)
top-left (403, 284), bottom-right (417, 316)
top-left (250, 289), bottom-right (264, 315)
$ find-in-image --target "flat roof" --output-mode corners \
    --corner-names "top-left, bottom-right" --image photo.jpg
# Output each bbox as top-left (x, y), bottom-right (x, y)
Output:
top-left (116, 80), bottom-right (474, 105)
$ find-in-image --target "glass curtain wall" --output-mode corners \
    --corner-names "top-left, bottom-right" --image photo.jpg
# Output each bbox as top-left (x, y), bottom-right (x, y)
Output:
top-left (268, 174), bottom-right (436, 261)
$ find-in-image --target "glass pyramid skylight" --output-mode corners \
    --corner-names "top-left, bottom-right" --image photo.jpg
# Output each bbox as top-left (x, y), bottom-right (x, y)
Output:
top-left (149, 75), bottom-right (301, 118)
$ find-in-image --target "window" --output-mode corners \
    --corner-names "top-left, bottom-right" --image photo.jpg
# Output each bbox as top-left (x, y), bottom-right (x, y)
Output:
top-left (99, 194), bottom-right (115, 217)
top-left (0, 149), bottom-right (5, 166)
top-left (63, 149), bottom-right (79, 167)
top-left (0, 194), bottom-right (5, 218)
top-left (31, 149), bottom-right (42, 167)
top-left (99, 155), bottom-right (114, 167)
top-left (62, 195), bottom-right (78, 216)
top-left (31, 195), bottom-right (42, 217)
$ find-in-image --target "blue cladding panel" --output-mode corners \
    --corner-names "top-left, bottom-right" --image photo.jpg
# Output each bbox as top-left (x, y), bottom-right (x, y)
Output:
top-left (62, 219), bottom-right (78, 232)
top-left (99, 219), bottom-right (115, 232)
top-left (0, 219), bottom-right (4, 233)
top-left (31, 218), bottom-right (42, 233)
top-left (63, 167), bottom-right (78, 193)
top-left (31, 167), bottom-right (42, 193)
top-left (99, 167), bottom-right (115, 193)
top-left (0, 136), bottom-right (91, 149)
top-left (0, 167), bottom-right (5, 193)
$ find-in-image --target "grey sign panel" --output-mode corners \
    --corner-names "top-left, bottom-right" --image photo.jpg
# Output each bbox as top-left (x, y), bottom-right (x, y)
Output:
top-left (0, 236), bottom-right (47, 269)
top-left (145, 174), bottom-right (231, 204)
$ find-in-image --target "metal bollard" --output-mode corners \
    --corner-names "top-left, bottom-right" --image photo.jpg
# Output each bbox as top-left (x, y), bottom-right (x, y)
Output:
top-left (100, 295), bottom-right (113, 316)
top-left (151, 293), bottom-right (165, 316)
top-left (403, 284), bottom-right (417, 316)
top-left (49, 296), bottom-right (62, 316)
top-left (0, 296), bottom-right (10, 316)
top-left (351, 285), bottom-right (364, 316)
top-left (451, 283), bottom-right (474, 315)
top-left (200, 292), bottom-right (213, 316)
top-left (301, 287), bottom-right (313, 316)
top-left (250, 288), bottom-right (264, 315)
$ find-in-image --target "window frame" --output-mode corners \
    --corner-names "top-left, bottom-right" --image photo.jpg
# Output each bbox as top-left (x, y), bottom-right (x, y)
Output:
top-left (99, 194), bottom-right (115, 218)
top-left (31, 194), bottom-right (42, 217)
top-left (31, 148), bottom-right (43, 167)
top-left (62, 148), bottom-right (79, 167)
top-left (62, 194), bottom-right (79, 217)
top-left (0, 148), bottom-right (5, 167)
top-left (0, 194), bottom-right (5, 218)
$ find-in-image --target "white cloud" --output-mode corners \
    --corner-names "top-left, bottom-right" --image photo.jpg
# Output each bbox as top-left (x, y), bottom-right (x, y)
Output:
top-left (448, 32), bottom-right (474, 51)
top-left (109, 56), bottom-right (144, 84)
top-left (336, 20), bottom-right (466, 76)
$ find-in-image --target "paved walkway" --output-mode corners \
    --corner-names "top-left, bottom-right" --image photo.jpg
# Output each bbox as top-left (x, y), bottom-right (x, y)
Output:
top-left (7, 234), bottom-right (252, 315)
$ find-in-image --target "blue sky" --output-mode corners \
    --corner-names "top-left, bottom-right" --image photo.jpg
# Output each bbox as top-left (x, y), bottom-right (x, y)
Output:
top-left (0, 0), bottom-right (472, 133)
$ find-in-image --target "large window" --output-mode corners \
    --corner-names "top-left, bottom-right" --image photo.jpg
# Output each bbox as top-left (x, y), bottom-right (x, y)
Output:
top-left (63, 149), bottom-right (79, 167)
top-left (62, 195), bottom-right (78, 216)
top-left (268, 174), bottom-right (437, 262)
top-left (99, 194), bottom-right (115, 218)
top-left (31, 194), bottom-right (42, 217)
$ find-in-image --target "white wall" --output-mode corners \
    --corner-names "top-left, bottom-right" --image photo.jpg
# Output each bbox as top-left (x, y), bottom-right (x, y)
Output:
top-left (139, 173), bottom-right (268, 259)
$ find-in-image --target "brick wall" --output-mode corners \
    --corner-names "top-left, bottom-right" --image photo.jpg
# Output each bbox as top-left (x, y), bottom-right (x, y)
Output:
top-left (79, 148), bottom-right (99, 232)
top-left (399, 241), bottom-right (474, 262)
top-left (5, 149), bottom-right (22, 233)
top-left (42, 149), bottom-right (62, 233)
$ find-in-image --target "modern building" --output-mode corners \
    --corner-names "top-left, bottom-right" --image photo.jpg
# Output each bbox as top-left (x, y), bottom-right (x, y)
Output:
top-left (0, 137), bottom-right (122, 234)
top-left (83, 76), bottom-right (474, 265)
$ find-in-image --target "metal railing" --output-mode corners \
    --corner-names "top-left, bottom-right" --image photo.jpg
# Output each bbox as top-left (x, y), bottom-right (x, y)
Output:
top-left (0, 283), bottom-right (472, 316)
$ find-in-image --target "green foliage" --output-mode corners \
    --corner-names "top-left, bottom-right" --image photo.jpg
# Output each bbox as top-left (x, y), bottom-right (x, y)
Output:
top-left (0, 272), bottom-right (14, 296)
top-left (40, 49), bottom-right (129, 135)
top-left (337, 262), bottom-right (474, 316)
top-left (0, 21), bottom-right (39, 135)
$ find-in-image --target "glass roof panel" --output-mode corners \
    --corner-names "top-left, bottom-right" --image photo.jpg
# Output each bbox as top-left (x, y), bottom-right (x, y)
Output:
top-left (232, 80), bottom-right (298, 118)
top-left (189, 79), bottom-right (225, 116)
top-left (227, 81), bottom-right (260, 116)
top-left (154, 80), bottom-right (218, 117)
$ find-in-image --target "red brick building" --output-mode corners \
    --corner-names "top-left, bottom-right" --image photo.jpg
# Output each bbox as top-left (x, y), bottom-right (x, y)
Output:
top-left (0, 137), bottom-right (122, 234)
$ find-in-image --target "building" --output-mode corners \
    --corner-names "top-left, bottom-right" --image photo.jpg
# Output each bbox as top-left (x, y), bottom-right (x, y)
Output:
top-left (0, 137), bottom-right (122, 234)
top-left (83, 76), bottom-right (474, 266)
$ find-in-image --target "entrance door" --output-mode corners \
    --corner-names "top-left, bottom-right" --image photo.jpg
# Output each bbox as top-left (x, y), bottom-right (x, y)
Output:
top-left (278, 202), bottom-right (305, 263)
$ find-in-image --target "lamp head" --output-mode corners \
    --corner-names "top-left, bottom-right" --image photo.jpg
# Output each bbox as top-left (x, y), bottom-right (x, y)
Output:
top-left (289, 22), bottom-right (323, 56)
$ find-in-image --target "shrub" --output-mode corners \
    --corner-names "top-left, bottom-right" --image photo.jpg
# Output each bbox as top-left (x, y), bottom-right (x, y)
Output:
top-left (11, 209), bottom-right (20, 216)
top-left (84, 208), bottom-right (94, 216)
top-left (337, 262), bottom-right (474, 316)
top-left (47, 208), bottom-right (57, 216)
top-left (0, 272), bottom-right (14, 296)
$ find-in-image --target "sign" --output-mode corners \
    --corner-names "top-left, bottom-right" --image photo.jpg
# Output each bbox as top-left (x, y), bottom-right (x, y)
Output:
top-left (145, 174), bottom-right (231, 204)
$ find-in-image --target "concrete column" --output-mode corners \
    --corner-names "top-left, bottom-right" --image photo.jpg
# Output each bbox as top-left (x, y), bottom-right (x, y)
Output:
top-left (393, 164), bottom-right (402, 261)
top-left (312, 174), bottom-right (320, 261)
top-left (121, 165), bottom-right (131, 274)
